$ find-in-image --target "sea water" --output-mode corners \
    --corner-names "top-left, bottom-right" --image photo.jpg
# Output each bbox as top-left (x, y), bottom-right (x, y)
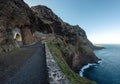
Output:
top-left (80, 44), bottom-right (120, 84)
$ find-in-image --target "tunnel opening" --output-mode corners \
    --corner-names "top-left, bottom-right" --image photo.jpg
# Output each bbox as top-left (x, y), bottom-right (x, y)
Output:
top-left (14, 33), bottom-right (22, 41)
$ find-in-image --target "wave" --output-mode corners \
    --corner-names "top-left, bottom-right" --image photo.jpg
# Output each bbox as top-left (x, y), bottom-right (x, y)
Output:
top-left (98, 60), bottom-right (102, 63)
top-left (79, 60), bottom-right (102, 77)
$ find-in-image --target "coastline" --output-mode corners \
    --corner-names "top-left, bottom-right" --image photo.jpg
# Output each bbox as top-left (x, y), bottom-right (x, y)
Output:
top-left (79, 60), bottom-right (102, 77)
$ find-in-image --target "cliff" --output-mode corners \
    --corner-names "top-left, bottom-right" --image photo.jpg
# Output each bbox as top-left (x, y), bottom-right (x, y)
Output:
top-left (0, 0), bottom-right (51, 52)
top-left (0, 0), bottom-right (34, 51)
top-left (0, 0), bottom-right (99, 83)
top-left (31, 5), bottom-right (99, 72)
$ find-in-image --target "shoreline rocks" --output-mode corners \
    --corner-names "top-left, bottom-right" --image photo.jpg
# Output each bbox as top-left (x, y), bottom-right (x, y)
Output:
top-left (94, 45), bottom-right (105, 50)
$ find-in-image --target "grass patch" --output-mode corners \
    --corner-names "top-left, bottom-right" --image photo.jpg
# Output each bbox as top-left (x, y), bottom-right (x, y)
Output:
top-left (12, 47), bottom-right (21, 52)
top-left (1, 47), bottom-right (21, 55)
top-left (42, 19), bottom-right (53, 24)
top-left (45, 38), bottom-right (96, 84)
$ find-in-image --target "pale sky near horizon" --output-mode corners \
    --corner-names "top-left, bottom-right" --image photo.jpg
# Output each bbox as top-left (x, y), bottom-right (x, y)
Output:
top-left (25, 0), bottom-right (120, 44)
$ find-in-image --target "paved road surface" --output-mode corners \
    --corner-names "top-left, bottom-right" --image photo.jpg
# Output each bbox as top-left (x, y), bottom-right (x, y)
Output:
top-left (6, 42), bottom-right (48, 84)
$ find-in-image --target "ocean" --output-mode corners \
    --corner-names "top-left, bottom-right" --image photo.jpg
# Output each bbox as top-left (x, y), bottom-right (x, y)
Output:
top-left (80, 44), bottom-right (120, 84)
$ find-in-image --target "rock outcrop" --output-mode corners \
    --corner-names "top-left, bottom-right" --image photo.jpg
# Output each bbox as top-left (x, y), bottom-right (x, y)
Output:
top-left (31, 5), bottom-right (99, 72)
top-left (0, 0), bottom-right (99, 74)
top-left (0, 0), bottom-right (34, 51)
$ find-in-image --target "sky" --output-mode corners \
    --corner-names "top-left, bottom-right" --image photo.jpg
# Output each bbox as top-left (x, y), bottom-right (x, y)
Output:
top-left (24, 0), bottom-right (120, 44)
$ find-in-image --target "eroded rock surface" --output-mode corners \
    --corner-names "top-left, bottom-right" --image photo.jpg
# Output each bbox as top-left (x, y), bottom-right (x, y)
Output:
top-left (0, 0), bottom-right (34, 51)
top-left (0, 0), bottom-right (99, 75)
top-left (31, 5), bottom-right (99, 72)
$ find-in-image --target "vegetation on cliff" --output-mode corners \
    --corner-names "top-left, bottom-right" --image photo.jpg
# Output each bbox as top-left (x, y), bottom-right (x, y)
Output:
top-left (32, 5), bottom-right (99, 72)
top-left (46, 37), bottom-right (96, 84)
top-left (0, 0), bottom-right (99, 83)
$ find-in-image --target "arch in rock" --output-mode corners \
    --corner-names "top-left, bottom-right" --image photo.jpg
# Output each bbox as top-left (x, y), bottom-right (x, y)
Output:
top-left (14, 33), bottom-right (22, 41)
top-left (12, 28), bottom-right (22, 42)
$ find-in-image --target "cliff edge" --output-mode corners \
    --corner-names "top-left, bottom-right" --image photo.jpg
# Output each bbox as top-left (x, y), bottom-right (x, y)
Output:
top-left (31, 5), bottom-right (99, 72)
top-left (0, 0), bottom-right (99, 83)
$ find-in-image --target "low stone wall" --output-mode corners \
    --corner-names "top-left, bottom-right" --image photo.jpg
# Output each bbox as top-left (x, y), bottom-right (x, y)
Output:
top-left (45, 43), bottom-right (71, 84)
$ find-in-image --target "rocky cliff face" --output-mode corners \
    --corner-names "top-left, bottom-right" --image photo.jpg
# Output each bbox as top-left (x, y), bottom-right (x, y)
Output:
top-left (31, 5), bottom-right (99, 72)
top-left (0, 0), bottom-right (35, 51)
top-left (0, 0), bottom-right (99, 72)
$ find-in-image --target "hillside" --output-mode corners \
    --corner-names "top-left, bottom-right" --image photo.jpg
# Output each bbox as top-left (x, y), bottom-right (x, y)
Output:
top-left (31, 5), bottom-right (99, 72)
top-left (0, 0), bottom-right (99, 83)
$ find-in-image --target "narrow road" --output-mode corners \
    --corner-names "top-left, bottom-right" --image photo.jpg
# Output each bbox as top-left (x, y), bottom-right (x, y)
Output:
top-left (6, 42), bottom-right (48, 84)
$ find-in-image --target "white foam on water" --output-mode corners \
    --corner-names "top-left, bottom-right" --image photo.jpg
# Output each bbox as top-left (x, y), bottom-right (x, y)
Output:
top-left (98, 60), bottom-right (102, 63)
top-left (79, 60), bottom-right (102, 77)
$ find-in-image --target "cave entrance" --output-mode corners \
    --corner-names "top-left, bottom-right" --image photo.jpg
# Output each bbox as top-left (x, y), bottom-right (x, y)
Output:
top-left (15, 33), bottom-right (22, 41)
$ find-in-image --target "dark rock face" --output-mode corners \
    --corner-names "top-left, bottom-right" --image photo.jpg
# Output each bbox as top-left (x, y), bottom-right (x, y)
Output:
top-left (31, 5), bottom-right (62, 22)
top-left (94, 45), bottom-right (105, 50)
top-left (21, 27), bottom-right (33, 44)
top-left (31, 5), bottom-right (99, 72)
top-left (0, 0), bottom-right (99, 72)
top-left (0, 0), bottom-right (35, 51)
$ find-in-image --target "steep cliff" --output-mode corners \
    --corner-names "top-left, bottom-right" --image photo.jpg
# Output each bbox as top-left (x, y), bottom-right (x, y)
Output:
top-left (0, 0), bottom-right (34, 51)
top-left (31, 5), bottom-right (99, 72)
top-left (0, 0), bottom-right (99, 83)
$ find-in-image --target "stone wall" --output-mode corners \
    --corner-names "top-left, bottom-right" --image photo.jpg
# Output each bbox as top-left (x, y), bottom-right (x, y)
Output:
top-left (45, 43), bottom-right (71, 84)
